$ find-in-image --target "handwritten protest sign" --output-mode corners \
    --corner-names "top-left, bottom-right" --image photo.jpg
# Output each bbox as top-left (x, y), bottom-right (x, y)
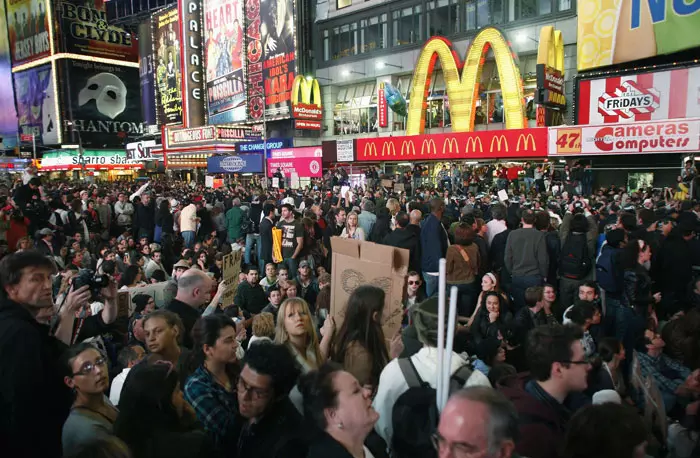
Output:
top-left (222, 250), bottom-right (242, 307)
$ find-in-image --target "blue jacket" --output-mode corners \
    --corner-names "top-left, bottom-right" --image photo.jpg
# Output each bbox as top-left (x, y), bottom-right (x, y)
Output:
top-left (420, 213), bottom-right (448, 273)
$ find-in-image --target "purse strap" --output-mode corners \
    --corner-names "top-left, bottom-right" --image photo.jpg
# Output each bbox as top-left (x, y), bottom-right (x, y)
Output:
top-left (455, 245), bottom-right (470, 264)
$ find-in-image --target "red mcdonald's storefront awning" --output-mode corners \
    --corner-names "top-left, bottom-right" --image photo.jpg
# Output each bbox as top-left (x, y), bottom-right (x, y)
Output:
top-left (355, 128), bottom-right (548, 162)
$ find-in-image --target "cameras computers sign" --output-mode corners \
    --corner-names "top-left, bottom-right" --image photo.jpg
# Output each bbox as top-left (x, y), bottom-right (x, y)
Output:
top-left (207, 154), bottom-right (263, 173)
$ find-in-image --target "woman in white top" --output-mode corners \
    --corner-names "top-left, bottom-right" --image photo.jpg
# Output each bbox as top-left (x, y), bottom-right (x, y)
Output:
top-left (340, 211), bottom-right (366, 241)
top-left (274, 297), bottom-right (334, 373)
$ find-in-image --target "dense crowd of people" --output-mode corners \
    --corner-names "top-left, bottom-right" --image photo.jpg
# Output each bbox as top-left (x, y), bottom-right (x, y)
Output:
top-left (2, 161), bottom-right (700, 458)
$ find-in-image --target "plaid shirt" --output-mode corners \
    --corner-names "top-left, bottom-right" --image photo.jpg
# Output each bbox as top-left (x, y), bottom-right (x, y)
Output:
top-left (637, 351), bottom-right (691, 396)
top-left (184, 365), bottom-right (240, 450)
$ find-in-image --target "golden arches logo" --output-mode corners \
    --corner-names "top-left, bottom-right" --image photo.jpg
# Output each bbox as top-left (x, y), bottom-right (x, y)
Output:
top-left (465, 137), bottom-right (483, 154)
top-left (516, 133), bottom-right (537, 151)
top-left (364, 143), bottom-right (378, 157)
top-left (422, 139), bottom-right (437, 156)
top-left (291, 76), bottom-right (322, 106)
top-left (382, 142), bottom-right (397, 156)
top-left (537, 26), bottom-right (564, 73)
top-left (401, 141), bottom-right (415, 156)
top-left (443, 137), bottom-right (458, 155)
top-left (406, 28), bottom-right (525, 136)
top-left (490, 135), bottom-right (509, 152)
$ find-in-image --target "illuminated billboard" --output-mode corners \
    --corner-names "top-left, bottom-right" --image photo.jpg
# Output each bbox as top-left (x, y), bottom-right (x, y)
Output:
top-left (578, 0), bottom-right (700, 71)
top-left (406, 27), bottom-right (524, 135)
top-left (7, 0), bottom-right (51, 65)
top-left (203, 0), bottom-right (246, 124)
top-left (260, 0), bottom-right (296, 119)
top-left (153, 6), bottom-right (183, 125)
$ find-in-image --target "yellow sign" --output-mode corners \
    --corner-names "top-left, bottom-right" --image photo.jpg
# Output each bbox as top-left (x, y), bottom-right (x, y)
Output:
top-left (465, 137), bottom-right (483, 154)
top-left (400, 141), bottom-right (414, 156)
top-left (443, 137), bottom-right (458, 156)
top-left (516, 133), bottom-right (537, 151)
top-left (577, 0), bottom-right (700, 71)
top-left (407, 28), bottom-right (525, 135)
top-left (490, 134), bottom-right (509, 153)
top-left (537, 26), bottom-right (564, 70)
top-left (291, 76), bottom-right (321, 105)
top-left (421, 138), bottom-right (437, 156)
top-left (383, 142), bottom-right (396, 156)
top-left (554, 128), bottom-right (582, 154)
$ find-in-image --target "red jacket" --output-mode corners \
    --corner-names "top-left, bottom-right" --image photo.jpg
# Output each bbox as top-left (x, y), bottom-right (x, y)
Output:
top-left (498, 374), bottom-right (568, 458)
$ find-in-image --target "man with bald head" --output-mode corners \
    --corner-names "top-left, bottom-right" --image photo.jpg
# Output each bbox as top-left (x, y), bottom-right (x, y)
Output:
top-left (164, 268), bottom-right (213, 348)
top-left (435, 387), bottom-right (519, 458)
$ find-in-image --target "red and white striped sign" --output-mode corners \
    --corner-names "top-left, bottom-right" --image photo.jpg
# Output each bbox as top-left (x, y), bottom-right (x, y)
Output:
top-left (578, 66), bottom-right (700, 125)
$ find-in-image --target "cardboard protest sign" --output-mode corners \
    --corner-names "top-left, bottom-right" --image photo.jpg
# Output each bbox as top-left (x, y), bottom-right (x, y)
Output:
top-left (393, 183), bottom-right (405, 192)
top-left (222, 250), bottom-right (242, 307)
top-left (381, 179), bottom-right (393, 188)
top-left (126, 282), bottom-right (168, 315)
top-left (330, 237), bottom-right (409, 342)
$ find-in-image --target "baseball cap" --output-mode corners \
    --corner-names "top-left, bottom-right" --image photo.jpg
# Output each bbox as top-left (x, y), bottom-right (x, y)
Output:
top-left (38, 228), bottom-right (53, 236)
top-left (299, 260), bottom-right (310, 268)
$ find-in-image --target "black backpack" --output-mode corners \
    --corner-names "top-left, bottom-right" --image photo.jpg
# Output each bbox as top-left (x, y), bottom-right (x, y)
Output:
top-left (559, 232), bottom-right (591, 280)
top-left (391, 358), bottom-right (473, 458)
top-left (596, 244), bottom-right (622, 293)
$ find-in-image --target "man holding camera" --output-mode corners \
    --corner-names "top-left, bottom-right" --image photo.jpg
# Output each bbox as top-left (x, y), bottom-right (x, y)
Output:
top-left (0, 251), bottom-right (117, 458)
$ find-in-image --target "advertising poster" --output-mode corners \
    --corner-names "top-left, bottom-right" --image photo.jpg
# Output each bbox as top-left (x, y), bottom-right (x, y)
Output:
top-left (6, 0), bottom-right (50, 66)
top-left (14, 64), bottom-right (58, 145)
top-left (180, 0), bottom-right (205, 127)
top-left (577, 66), bottom-right (700, 125)
top-left (578, 0), bottom-right (700, 71)
top-left (245, 0), bottom-right (263, 122)
top-left (61, 59), bottom-right (144, 147)
top-left (207, 154), bottom-right (264, 173)
top-left (260, 0), bottom-right (296, 119)
top-left (153, 6), bottom-right (183, 125)
top-left (548, 119), bottom-right (700, 156)
top-left (57, 0), bottom-right (138, 61)
top-left (204, 0), bottom-right (246, 124)
top-left (0, 2), bottom-right (19, 148)
top-left (267, 146), bottom-right (322, 177)
top-left (138, 20), bottom-right (156, 126)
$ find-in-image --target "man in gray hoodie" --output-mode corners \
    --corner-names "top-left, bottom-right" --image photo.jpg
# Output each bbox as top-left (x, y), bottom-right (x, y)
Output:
top-left (505, 209), bottom-right (549, 311)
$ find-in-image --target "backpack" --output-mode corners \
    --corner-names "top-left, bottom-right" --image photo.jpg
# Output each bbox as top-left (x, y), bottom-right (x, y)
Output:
top-left (391, 358), bottom-right (473, 458)
top-left (559, 232), bottom-right (591, 280)
top-left (596, 245), bottom-right (622, 293)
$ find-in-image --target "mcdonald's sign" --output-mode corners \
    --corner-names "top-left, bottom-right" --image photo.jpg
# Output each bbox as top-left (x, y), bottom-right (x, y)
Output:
top-left (356, 129), bottom-right (548, 161)
top-left (382, 142), bottom-right (396, 157)
top-left (490, 135), bottom-right (509, 153)
top-left (516, 133), bottom-right (537, 152)
top-left (443, 137), bottom-right (459, 156)
top-left (536, 27), bottom-right (566, 113)
top-left (291, 76), bottom-right (323, 128)
top-left (401, 141), bottom-right (415, 156)
top-left (464, 137), bottom-right (483, 154)
top-left (406, 27), bottom-right (525, 135)
top-left (422, 139), bottom-right (437, 156)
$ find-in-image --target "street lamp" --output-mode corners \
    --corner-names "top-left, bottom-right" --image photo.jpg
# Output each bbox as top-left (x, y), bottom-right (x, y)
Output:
top-left (65, 120), bottom-right (84, 172)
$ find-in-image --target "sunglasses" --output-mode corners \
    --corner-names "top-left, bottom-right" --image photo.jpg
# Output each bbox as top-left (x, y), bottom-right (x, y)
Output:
top-left (561, 358), bottom-right (590, 366)
top-left (408, 280), bottom-right (421, 285)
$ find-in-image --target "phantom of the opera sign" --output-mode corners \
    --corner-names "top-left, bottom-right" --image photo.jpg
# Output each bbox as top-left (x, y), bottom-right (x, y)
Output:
top-left (57, 0), bottom-right (138, 61)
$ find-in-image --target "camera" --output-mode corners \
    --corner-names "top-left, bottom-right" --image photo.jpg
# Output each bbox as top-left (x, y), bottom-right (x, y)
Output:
top-left (73, 269), bottom-right (110, 300)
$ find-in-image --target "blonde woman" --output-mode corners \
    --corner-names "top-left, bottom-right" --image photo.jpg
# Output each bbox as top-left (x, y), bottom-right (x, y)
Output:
top-left (340, 211), bottom-right (366, 241)
top-left (386, 198), bottom-right (400, 230)
top-left (248, 312), bottom-right (275, 348)
top-left (274, 297), bottom-right (334, 373)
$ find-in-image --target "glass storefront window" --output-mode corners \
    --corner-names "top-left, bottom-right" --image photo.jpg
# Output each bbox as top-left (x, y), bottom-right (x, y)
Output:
top-left (393, 5), bottom-right (421, 46)
top-left (337, 0), bottom-right (351, 9)
top-left (466, 0), bottom-right (476, 30)
top-left (427, 0), bottom-right (450, 37)
top-left (515, 0), bottom-right (538, 20)
top-left (559, 0), bottom-right (572, 11)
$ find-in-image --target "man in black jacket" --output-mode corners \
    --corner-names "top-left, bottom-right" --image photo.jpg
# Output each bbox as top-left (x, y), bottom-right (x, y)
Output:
top-left (382, 211), bottom-right (421, 274)
top-left (133, 192), bottom-right (156, 242)
top-left (0, 251), bottom-right (91, 458)
top-left (236, 343), bottom-right (307, 458)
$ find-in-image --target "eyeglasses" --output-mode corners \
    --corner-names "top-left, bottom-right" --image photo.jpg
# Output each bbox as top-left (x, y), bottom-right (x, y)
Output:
top-left (236, 377), bottom-right (271, 400)
top-left (431, 433), bottom-right (478, 457)
top-left (408, 281), bottom-right (421, 285)
top-left (72, 357), bottom-right (107, 376)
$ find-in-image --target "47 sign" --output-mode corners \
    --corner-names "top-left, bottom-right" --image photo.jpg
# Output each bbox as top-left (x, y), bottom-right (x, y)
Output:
top-left (554, 128), bottom-right (582, 154)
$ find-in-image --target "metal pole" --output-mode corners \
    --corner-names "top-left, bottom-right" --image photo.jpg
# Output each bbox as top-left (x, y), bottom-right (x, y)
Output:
top-left (32, 134), bottom-right (36, 160)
